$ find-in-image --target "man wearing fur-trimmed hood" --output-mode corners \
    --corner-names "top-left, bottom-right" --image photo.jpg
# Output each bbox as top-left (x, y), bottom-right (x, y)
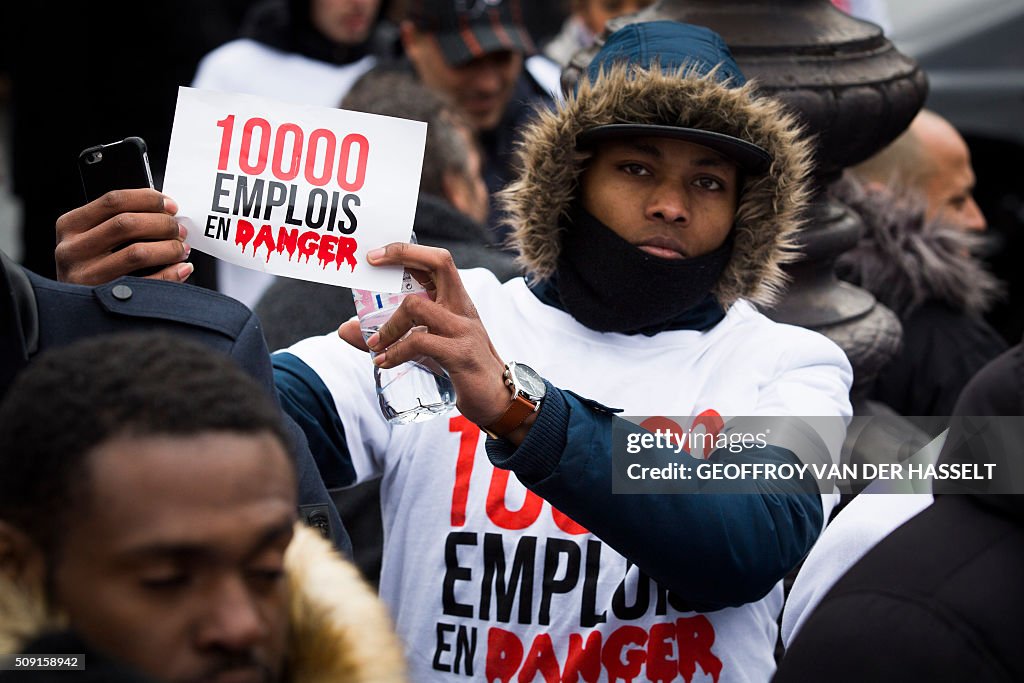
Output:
top-left (277, 20), bottom-right (853, 682)
top-left (504, 22), bottom-right (812, 326)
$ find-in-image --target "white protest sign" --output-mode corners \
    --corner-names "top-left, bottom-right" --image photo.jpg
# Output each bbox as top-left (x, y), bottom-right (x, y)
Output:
top-left (163, 86), bottom-right (426, 293)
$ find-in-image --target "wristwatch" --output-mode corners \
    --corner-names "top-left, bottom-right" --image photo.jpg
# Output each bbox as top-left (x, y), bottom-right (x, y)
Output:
top-left (481, 361), bottom-right (547, 439)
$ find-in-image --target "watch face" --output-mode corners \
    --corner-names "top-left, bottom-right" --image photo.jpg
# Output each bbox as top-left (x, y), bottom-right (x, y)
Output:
top-left (510, 362), bottom-right (546, 399)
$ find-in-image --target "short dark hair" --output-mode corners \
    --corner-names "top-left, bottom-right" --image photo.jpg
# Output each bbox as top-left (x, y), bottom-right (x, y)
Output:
top-left (0, 331), bottom-right (293, 556)
top-left (342, 67), bottom-right (478, 198)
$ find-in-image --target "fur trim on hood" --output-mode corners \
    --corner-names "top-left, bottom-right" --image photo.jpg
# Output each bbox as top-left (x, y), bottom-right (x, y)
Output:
top-left (498, 62), bottom-right (815, 308)
top-left (832, 174), bottom-right (1003, 318)
top-left (0, 525), bottom-right (407, 683)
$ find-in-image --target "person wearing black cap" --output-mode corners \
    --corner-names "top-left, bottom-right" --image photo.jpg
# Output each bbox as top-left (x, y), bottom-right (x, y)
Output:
top-left (275, 19), bottom-right (852, 682)
top-left (397, 0), bottom-right (560, 244)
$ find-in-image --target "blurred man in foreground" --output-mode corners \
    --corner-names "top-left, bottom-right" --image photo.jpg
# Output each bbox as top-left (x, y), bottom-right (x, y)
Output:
top-left (0, 332), bottom-right (405, 683)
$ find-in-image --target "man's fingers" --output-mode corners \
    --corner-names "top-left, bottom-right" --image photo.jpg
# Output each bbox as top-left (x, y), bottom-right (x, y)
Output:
top-left (339, 318), bottom-right (370, 352)
top-left (365, 296), bottom-right (460, 352)
top-left (63, 211), bottom-right (182, 258)
top-left (55, 212), bottom-right (185, 284)
top-left (117, 239), bottom-right (189, 273)
top-left (64, 239), bottom-right (189, 286)
top-left (408, 267), bottom-right (438, 295)
top-left (351, 242), bottom-right (503, 424)
top-left (370, 327), bottom-right (453, 370)
top-left (367, 243), bottom-right (468, 305)
top-left (145, 262), bottom-right (195, 283)
top-left (55, 188), bottom-right (173, 239)
top-left (54, 189), bottom-right (180, 283)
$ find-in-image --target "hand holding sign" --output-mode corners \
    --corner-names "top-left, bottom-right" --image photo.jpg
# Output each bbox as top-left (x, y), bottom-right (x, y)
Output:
top-left (163, 87), bottom-right (427, 295)
top-left (338, 242), bottom-right (533, 441)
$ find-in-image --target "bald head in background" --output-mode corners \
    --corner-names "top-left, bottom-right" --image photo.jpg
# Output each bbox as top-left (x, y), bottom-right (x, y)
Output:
top-left (851, 109), bottom-right (986, 232)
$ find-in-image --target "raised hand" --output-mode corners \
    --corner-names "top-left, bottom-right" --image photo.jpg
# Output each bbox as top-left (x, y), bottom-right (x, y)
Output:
top-left (337, 242), bottom-right (519, 433)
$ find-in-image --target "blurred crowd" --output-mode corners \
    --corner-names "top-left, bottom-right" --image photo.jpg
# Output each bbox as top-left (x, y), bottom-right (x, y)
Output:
top-left (1, 2), bottom-right (1022, 683)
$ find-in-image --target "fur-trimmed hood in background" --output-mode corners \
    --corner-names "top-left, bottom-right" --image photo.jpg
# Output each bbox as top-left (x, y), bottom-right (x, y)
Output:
top-left (0, 525), bottom-right (407, 683)
top-left (832, 174), bottom-right (1003, 318)
top-left (498, 62), bottom-right (816, 308)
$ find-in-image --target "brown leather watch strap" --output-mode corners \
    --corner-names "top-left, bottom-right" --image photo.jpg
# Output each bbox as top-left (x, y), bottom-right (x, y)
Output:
top-left (481, 394), bottom-right (537, 439)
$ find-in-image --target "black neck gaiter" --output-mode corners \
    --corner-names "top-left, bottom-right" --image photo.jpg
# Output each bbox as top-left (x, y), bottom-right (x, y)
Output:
top-left (555, 206), bottom-right (734, 335)
top-left (243, 0), bottom-right (373, 65)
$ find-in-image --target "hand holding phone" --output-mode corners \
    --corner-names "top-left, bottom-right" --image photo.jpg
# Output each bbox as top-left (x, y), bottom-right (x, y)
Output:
top-left (55, 137), bottom-right (190, 284)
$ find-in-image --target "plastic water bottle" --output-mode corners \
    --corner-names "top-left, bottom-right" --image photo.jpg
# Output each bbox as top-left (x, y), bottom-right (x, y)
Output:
top-left (351, 239), bottom-right (456, 424)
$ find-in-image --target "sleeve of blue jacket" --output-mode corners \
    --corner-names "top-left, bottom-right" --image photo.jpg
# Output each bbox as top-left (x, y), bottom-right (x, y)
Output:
top-left (486, 382), bottom-right (824, 612)
top-left (273, 351), bottom-right (357, 490)
top-left (229, 317), bottom-right (351, 558)
top-left (274, 348), bottom-right (823, 611)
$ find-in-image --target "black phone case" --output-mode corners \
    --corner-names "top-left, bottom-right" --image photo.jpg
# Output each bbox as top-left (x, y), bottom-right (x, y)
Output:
top-left (77, 136), bottom-right (161, 276)
top-left (78, 136), bottom-right (154, 201)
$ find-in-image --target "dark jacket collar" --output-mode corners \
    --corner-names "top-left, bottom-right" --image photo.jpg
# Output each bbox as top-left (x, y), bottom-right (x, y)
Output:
top-left (0, 252), bottom-right (38, 394)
